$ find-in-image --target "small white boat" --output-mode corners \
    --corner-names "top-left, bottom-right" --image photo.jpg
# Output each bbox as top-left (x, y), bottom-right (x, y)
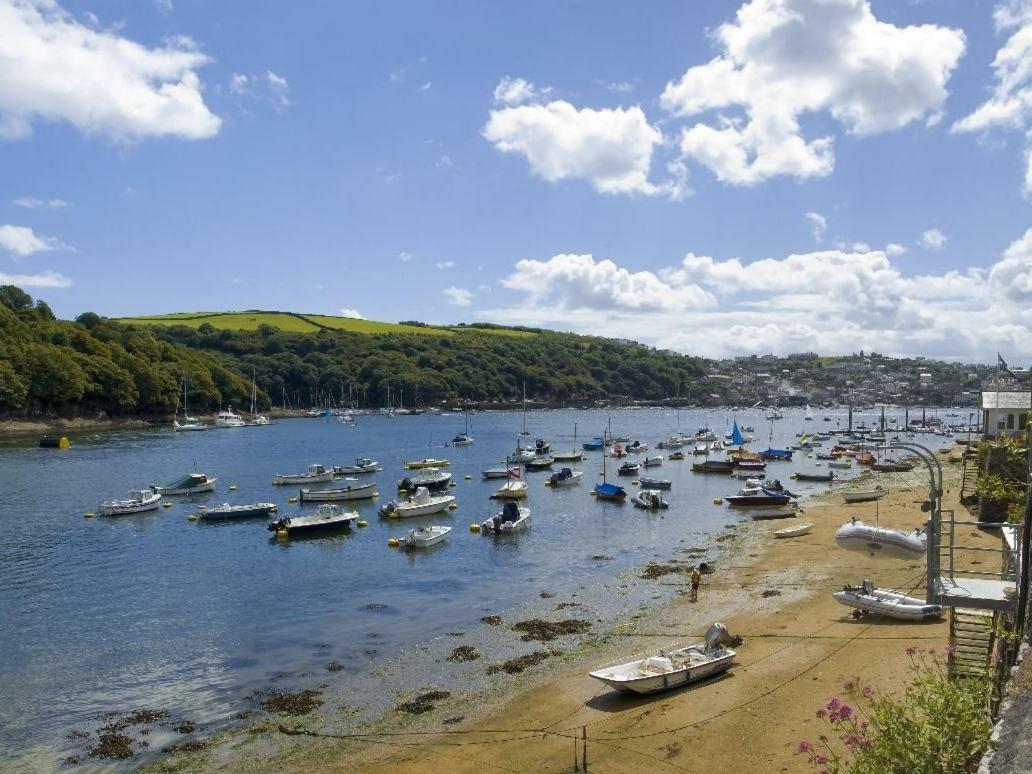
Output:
top-left (379, 486), bottom-right (455, 518)
top-left (214, 406), bottom-right (246, 428)
top-left (99, 489), bottom-right (162, 516)
top-left (638, 477), bottom-right (671, 490)
top-left (589, 623), bottom-right (737, 695)
top-left (482, 467), bottom-right (520, 480)
top-left (747, 503), bottom-right (800, 520)
top-left (334, 458), bottom-right (379, 475)
top-left (399, 524), bottom-right (452, 548)
top-left (642, 456), bottom-right (663, 468)
top-left (268, 504), bottom-right (357, 536)
top-left (492, 479), bottom-right (529, 499)
top-left (547, 468), bottom-right (583, 487)
top-left (617, 461), bottom-right (640, 476)
top-left (834, 518), bottom-right (926, 559)
top-left (552, 450), bottom-right (583, 462)
top-left (657, 437), bottom-right (684, 450)
top-left (273, 464), bottom-right (334, 486)
top-left (833, 580), bottom-right (943, 620)
top-left (774, 522), bottom-right (812, 538)
top-left (481, 502), bottom-right (530, 534)
top-left (507, 449), bottom-right (536, 464)
top-left (632, 490), bottom-right (668, 510)
top-left (842, 487), bottom-right (885, 504)
top-left (404, 457), bottom-right (450, 470)
top-left (300, 482), bottom-right (377, 501)
top-left (173, 417), bottom-right (207, 432)
top-left (828, 460), bottom-right (852, 469)
top-left (194, 502), bottom-right (277, 520)
top-left (152, 473), bottom-right (217, 495)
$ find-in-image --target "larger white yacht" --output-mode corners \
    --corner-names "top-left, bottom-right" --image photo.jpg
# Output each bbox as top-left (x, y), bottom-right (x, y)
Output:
top-left (215, 406), bottom-right (246, 428)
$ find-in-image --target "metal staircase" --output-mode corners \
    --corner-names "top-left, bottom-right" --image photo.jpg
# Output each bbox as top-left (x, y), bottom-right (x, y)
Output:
top-left (959, 448), bottom-right (982, 501)
top-left (948, 608), bottom-right (993, 679)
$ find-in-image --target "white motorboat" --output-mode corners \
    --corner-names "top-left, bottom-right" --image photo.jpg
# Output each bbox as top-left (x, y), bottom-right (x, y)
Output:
top-left (173, 417), bottom-right (207, 432)
top-left (450, 432), bottom-right (474, 446)
top-left (268, 504), bottom-right (357, 536)
top-left (693, 443), bottom-right (709, 455)
top-left (617, 461), bottom-right (640, 476)
top-left (194, 502), bottom-right (277, 520)
top-left (152, 472), bottom-right (217, 495)
top-left (492, 479), bottom-right (529, 499)
top-left (632, 490), bottom-right (668, 510)
top-left (638, 477), bottom-right (671, 490)
top-left (379, 486), bottom-right (455, 518)
top-left (774, 522), bottom-right (813, 538)
top-left (834, 518), bottom-right (926, 559)
top-left (657, 437), bottom-right (684, 450)
top-left (300, 482), bottom-right (377, 501)
top-left (642, 456), bottom-right (663, 468)
top-left (747, 503), bottom-right (800, 520)
top-left (481, 502), bottom-right (530, 534)
top-left (589, 623), bottom-right (737, 695)
top-left (482, 467), bottom-right (520, 480)
top-left (334, 458), bottom-right (380, 475)
top-left (399, 525), bottom-right (452, 548)
top-left (404, 457), bottom-right (450, 470)
top-left (99, 489), bottom-right (162, 516)
top-left (273, 464), bottom-right (334, 486)
top-left (507, 449), bottom-right (536, 464)
top-left (214, 406), bottom-right (246, 428)
top-left (547, 468), bottom-right (583, 487)
top-left (833, 580), bottom-right (943, 620)
top-left (842, 487), bottom-right (886, 504)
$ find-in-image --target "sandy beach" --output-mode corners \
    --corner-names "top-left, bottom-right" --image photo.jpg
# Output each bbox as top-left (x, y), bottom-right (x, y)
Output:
top-left (177, 451), bottom-right (966, 774)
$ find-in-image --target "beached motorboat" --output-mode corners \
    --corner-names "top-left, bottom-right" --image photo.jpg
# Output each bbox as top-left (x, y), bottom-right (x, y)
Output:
top-left (194, 502), bottom-right (277, 520)
top-left (834, 519), bottom-right (926, 559)
top-left (617, 461), bottom-right (640, 476)
top-left (639, 477), bottom-right (671, 490)
top-left (481, 502), bottom-right (530, 534)
top-left (397, 469), bottom-right (452, 493)
top-left (725, 490), bottom-right (793, 507)
top-left (524, 455), bottom-right (554, 471)
top-left (547, 468), bottom-right (583, 487)
top-left (398, 524), bottom-right (452, 548)
top-left (404, 457), bottom-right (450, 470)
top-left (871, 461), bottom-right (916, 472)
top-left (268, 504), bottom-right (356, 536)
top-left (842, 487), bottom-right (885, 504)
top-left (748, 504), bottom-right (800, 520)
top-left (692, 460), bottom-right (733, 474)
top-left (482, 467), bottom-right (520, 480)
top-left (99, 489), bottom-right (162, 516)
top-left (300, 482), bottom-right (377, 501)
top-left (379, 487), bottom-right (455, 518)
top-left (632, 490), bottom-right (668, 510)
top-left (334, 458), bottom-right (379, 475)
top-left (794, 471), bottom-right (835, 483)
top-left (152, 473), bottom-right (217, 495)
top-left (774, 522), bottom-right (812, 538)
top-left (492, 478), bottom-right (529, 499)
top-left (273, 464), bottom-right (333, 486)
top-left (589, 623), bottom-right (737, 695)
top-left (833, 580), bottom-right (943, 620)
top-left (642, 456), bottom-right (663, 468)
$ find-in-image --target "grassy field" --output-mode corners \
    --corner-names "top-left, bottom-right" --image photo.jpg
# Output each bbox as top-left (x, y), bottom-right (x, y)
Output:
top-left (119, 311), bottom-right (535, 337)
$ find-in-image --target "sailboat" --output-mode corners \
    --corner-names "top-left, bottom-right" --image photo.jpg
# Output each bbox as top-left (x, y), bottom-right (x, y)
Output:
top-left (593, 430), bottom-right (627, 502)
top-left (804, 405), bottom-right (814, 421)
top-left (553, 422), bottom-right (583, 462)
top-left (248, 370), bottom-right (270, 426)
top-left (404, 413), bottom-right (449, 469)
top-left (450, 411), bottom-right (474, 446)
top-left (173, 377), bottom-right (207, 432)
top-left (519, 381), bottom-right (530, 436)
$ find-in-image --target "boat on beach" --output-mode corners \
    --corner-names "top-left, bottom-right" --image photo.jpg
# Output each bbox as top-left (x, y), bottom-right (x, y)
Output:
top-left (481, 502), bottom-right (530, 534)
top-left (379, 486), bottom-right (455, 518)
top-left (99, 489), bottom-right (162, 516)
top-left (834, 518), bottom-right (926, 559)
top-left (194, 502), bottom-right (277, 520)
top-left (268, 504), bottom-right (357, 536)
top-left (152, 473), bottom-right (217, 495)
top-left (794, 471), bottom-right (835, 483)
top-left (833, 580), bottom-right (943, 620)
top-left (774, 522), bottom-right (812, 538)
top-left (748, 503), bottom-right (801, 519)
top-left (273, 464), bottom-right (333, 486)
top-left (398, 525), bottom-right (451, 548)
top-left (300, 482), bottom-right (377, 501)
top-left (842, 487), bottom-right (885, 503)
top-left (589, 623), bottom-right (737, 695)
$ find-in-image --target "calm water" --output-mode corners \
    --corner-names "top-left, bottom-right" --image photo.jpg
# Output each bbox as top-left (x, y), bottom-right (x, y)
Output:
top-left (0, 407), bottom-right (950, 767)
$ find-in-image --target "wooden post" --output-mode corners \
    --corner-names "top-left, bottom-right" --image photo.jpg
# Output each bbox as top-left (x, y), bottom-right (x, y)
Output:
top-left (582, 726), bottom-right (588, 772)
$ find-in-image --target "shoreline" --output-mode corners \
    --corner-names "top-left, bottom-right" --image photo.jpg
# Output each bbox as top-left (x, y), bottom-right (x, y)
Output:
top-left (150, 456), bottom-right (961, 773)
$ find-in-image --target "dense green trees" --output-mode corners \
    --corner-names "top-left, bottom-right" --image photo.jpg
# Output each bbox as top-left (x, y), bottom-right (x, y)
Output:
top-left (0, 287), bottom-right (708, 418)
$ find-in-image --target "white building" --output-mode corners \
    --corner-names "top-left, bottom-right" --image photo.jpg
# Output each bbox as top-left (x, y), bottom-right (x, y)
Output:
top-left (981, 391), bottom-right (1031, 438)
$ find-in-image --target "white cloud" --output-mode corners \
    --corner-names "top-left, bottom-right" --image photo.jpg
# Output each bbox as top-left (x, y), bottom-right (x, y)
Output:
top-left (339, 307), bottom-right (365, 319)
top-left (229, 73), bottom-right (249, 95)
top-left (483, 100), bottom-right (676, 197)
top-left (607, 81), bottom-right (636, 94)
top-left (443, 286), bottom-right (473, 306)
top-left (399, 251), bottom-right (415, 262)
top-left (492, 76), bottom-right (550, 106)
top-left (13, 197), bottom-right (69, 209)
top-left (436, 260), bottom-right (455, 270)
top-left (804, 211), bottom-right (826, 242)
top-left (952, 2), bottom-right (1032, 194)
top-left (418, 81), bottom-right (432, 93)
top-left (0, 224), bottom-right (64, 256)
top-left (266, 71), bottom-right (290, 109)
top-left (227, 70), bottom-right (290, 111)
top-left (885, 242), bottom-right (908, 257)
top-left (0, 0), bottom-right (219, 141)
top-left (920, 228), bottom-right (947, 250)
top-left (0, 269), bottom-right (71, 288)
top-left (480, 239), bottom-right (1025, 360)
top-left (660, 0), bottom-right (965, 185)
top-left (154, 0), bottom-right (173, 13)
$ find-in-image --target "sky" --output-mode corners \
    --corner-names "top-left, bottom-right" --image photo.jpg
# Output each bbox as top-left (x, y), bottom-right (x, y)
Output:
top-left (3, 0), bottom-right (1032, 362)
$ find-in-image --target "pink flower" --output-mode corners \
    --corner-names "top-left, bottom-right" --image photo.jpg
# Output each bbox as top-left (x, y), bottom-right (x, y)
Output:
top-left (861, 684), bottom-right (874, 698)
top-left (905, 646), bottom-right (917, 656)
top-left (798, 740), bottom-right (813, 754)
top-left (838, 704), bottom-right (854, 720)
top-left (826, 697), bottom-right (841, 712)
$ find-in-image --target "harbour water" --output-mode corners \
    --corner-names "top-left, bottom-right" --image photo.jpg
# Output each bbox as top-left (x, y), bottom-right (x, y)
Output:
top-left (0, 407), bottom-right (954, 767)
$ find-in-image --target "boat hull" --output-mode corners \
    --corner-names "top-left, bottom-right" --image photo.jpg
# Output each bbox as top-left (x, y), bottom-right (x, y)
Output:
top-left (273, 472), bottom-right (334, 486)
top-left (589, 650), bottom-right (735, 695)
top-left (300, 484), bottom-right (377, 501)
top-left (834, 522), bottom-right (925, 559)
top-left (833, 589), bottom-right (943, 620)
top-left (153, 479), bottom-right (216, 495)
top-left (99, 494), bottom-right (162, 516)
top-left (842, 490), bottom-right (885, 503)
top-left (196, 503), bottom-right (276, 520)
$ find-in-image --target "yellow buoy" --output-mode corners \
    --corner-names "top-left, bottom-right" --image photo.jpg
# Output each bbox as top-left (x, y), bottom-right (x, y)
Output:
top-left (469, 523), bottom-right (481, 532)
top-left (372, 492), bottom-right (380, 498)
top-left (277, 529), bottom-right (288, 539)
top-left (387, 537), bottom-right (400, 547)
top-left (187, 513), bottom-right (198, 521)
top-left (448, 502), bottom-right (458, 510)
top-left (84, 512), bottom-right (95, 519)
top-left (712, 498), bottom-right (722, 505)
top-left (288, 496), bottom-right (297, 503)
top-left (464, 475), bottom-right (472, 480)
top-left (357, 520), bottom-right (368, 528)
top-left (229, 484), bottom-right (237, 491)
top-left (58, 436), bottom-right (70, 449)
top-left (162, 501), bottom-right (172, 508)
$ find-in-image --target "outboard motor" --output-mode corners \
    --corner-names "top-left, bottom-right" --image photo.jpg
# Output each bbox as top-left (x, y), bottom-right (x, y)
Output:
top-left (491, 515), bottom-right (503, 532)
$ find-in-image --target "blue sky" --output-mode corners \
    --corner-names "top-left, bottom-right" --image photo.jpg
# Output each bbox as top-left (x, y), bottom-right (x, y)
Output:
top-left (2, 0), bottom-right (1032, 360)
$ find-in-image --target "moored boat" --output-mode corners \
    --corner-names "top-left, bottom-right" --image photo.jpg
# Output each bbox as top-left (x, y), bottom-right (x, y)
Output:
top-left (582, 436), bottom-right (605, 451)
top-left (398, 524), bottom-right (452, 548)
top-left (268, 504), bottom-right (356, 536)
top-left (833, 579), bottom-right (943, 620)
top-left (638, 477), bottom-right (671, 490)
top-left (492, 478), bottom-right (529, 499)
top-left (524, 455), bottom-right (554, 471)
top-left (617, 461), bottom-right (640, 476)
top-left (481, 502), bottom-right (530, 534)
top-left (404, 457), bottom-right (450, 470)
top-left (194, 502), bottom-right (277, 520)
top-left (748, 503), bottom-right (801, 520)
top-left (214, 406), bottom-right (246, 428)
top-left (99, 489), bottom-right (162, 516)
top-left (794, 471), bottom-right (835, 482)
top-left (642, 456), bottom-right (663, 467)
top-left (546, 468), bottom-right (582, 487)
top-left (482, 467), bottom-right (520, 480)
top-left (397, 469), bottom-right (452, 493)
top-left (300, 482), bottom-right (377, 501)
top-left (334, 458), bottom-right (380, 475)
top-left (379, 486), bottom-right (455, 518)
top-left (668, 451), bottom-right (686, 461)
top-left (692, 460), bottom-right (733, 474)
top-left (632, 490), bottom-right (668, 510)
top-left (588, 623), bottom-right (737, 695)
top-left (152, 473), bottom-right (217, 495)
top-left (273, 464), bottom-right (333, 486)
